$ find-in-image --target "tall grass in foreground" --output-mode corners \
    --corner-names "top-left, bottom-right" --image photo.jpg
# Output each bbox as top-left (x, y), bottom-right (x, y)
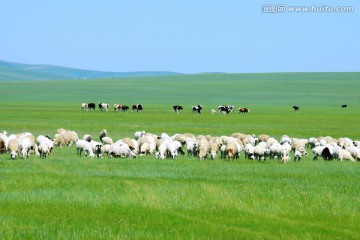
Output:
top-left (0, 149), bottom-right (359, 239)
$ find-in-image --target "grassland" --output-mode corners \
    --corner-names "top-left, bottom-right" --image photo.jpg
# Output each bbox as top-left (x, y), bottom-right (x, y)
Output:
top-left (0, 72), bottom-right (359, 239)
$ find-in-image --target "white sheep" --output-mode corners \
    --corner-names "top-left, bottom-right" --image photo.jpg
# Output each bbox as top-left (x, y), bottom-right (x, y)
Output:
top-left (294, 150), bottom-right (302, 162)
top-left (83, 134), bottom-right (93, 142)
top-left (101, 136), bottom-right (113, 145)
top-left (140, 142), bottom-right (151, 156)
top-left (134, 131), bottom-right (145, 140)
top-left (168, 140), bottom-right (183, 159)
top-left (75, 140), bottom-right (94, 157)
top-left (20, 137), bottom-right (39, 159)
top-left (244, 144), bottom-right (255, 160)
top-left (338, 137), bottom-right (354, 149)
top-left (8, 137), bottom-right (20, 159)
top-left (38, 143), bottom-right (50, 158)
top-left (90, 140), bottom-right (103, 158)
top-left (253, 144), bottom-right (270, 160)
top-left (209, 141), bottom-right (219, 159)
top-left (109, 142), bottom-right (136, 158)
top-left (198, 139), bottom-right (210, 160)
top-left (280, 135), bottom-right (292, 145)
top-left (186, 138), bottom-right (199, 157)
top-left (346, 146), bottom-right (360, 160)
top-left (312, 146), bottom-right (325, 160)
top-left (54, 130), bottom-right (78, 147)
top-left (337, 148), bottom-right (355, 162)
top-left (101, 144), bottom-right (111, 157)
top-left (37, 135), bottom-right (54, 155)
top-left (157, 142), bottom-right (168, 159)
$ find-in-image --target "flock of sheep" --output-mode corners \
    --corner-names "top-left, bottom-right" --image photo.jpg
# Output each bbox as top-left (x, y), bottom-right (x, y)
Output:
top-left (1, 129), bottom-right (359, 163)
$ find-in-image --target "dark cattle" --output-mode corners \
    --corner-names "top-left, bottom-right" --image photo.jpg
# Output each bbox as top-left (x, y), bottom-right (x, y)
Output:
top-left (218, 106), bottom-right (231, 114)
top-left (99, 102), bottom-right (110, 112)
top-left (239, 108), bottom-right (250, 113)
top-left (341, 104), bottom-right (348, 108)
top-left (132, 104), bottom-right (143, 112)
top-left (192, 105), bottom-right (203, 114)
top-left (88, 103), bottom-right (96, 111)
top-left (121, 105), bottom-right (129, 112)
top-left (292, 105), bottom-right (299, 112)
top-left (321, 147), bottom-right (333, 161)
top-left (173, 105), bottom-right (183, 113)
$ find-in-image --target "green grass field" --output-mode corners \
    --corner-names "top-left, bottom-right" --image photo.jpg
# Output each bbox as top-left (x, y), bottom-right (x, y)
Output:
top-left (0, 72), bottom-right (359, 239)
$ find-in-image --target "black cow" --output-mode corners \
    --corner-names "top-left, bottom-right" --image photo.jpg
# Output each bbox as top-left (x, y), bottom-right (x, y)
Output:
top-left (218, 105), bottom-right (231, 114)
top-left (192, 105), bottom-right (203, 114)
top-left (239, 107), bottom-right (250, 113)
top-left (88, 103), bottom-right (96, 111)
top-left (292, 105), bottom-right (299, 112)
top-left (173, 105), bottom-right (183, 113)
top-left (341, 104), bottom-right (348, 108)
top-left (121, 105), bottom-right (129, 112)
top-left (132, 104), bottom-right (143, 112)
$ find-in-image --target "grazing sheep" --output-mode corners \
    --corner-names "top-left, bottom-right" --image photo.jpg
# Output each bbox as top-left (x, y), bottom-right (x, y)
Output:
top-left (157, 141), bottom-right (169, 159)
top-left (140, 142), bottom-right (151, 156)
top-left (135, 131), bottom-right (145, 140)
top-left (76, 140), bottom-right (95, 157)
top-left (186, 138), bottom-right (199, 157)
top-left (101, 144), bottom-right (111, 157)
top-left (258, 134), bottom-right (270, 143)
top-left (338, 138), bottom-right (354, 149)
top-left (8, 137), bottom-right (20, 159)
top-left (280, 135), bottom-right (292, 145)
top-left (281, 148), bottom-right (291, 163)
top-left (38, 143), bottom-right (50, 158)
top-left (89, 140), bottom-right (103, 158)
top-left (226, 140), bottom-right (239, 161)
top-left (346, 146), bottom-right (360, 160)
top-left (321, 147), bottom-right (334, 161)
top-left (120, 138), bottom-right (136, 152)
top-left (307, 137), bottom-right (318, 149)
top-left (37, 135), bottom-right (54, 155)
top-left (83, 134), bottom-right (93, 142)
top-left (101, 136), bottom-right (113, 145)
top-left (99, 129), bottom-right (107, 141)
top-left (198, 140), bottom-right (210, 160)
top-left (253, 144), bottom-right (270, 161)
top-left (109, 142), bottom-right (136, 158)
top-left (294, 150), bottom-right (302, 162)
top-left (20, 136), bottom-right (39, 159)
top-left (209, 141), bottom-right (219, 159)
top-left (312, 146), bottom-right (325, 160)
top-left (54, 130), bottom-right (78, 147)
top-left (337, 149), bottom-right (355, 162)
top-left (244, 144), bottom-right (255, 160)
top-left (168, 140), bottom-right (183, 159)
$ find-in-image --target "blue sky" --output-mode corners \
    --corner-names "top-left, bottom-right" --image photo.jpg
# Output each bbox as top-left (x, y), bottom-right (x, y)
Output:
top-left (0, 0), bottom-right (359, 73)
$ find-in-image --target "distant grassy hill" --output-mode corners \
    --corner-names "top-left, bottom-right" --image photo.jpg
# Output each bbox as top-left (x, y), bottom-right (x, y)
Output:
top-left (0, 60), bottom-right (183, 81)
